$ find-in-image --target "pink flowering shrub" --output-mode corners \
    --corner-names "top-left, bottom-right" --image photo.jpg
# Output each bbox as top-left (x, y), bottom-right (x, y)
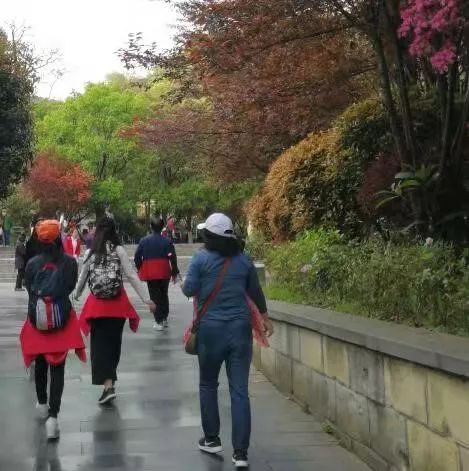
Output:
top-left (399, 0), bottom-right (461, 73)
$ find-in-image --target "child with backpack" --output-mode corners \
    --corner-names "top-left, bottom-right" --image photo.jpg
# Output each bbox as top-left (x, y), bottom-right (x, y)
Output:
top-left (74, 217), bottom-right (155, 405)
top-left (19, 220), bottom-right (86, 440)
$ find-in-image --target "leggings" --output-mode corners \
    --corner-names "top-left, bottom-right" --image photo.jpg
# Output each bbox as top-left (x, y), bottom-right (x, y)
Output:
top-left (35, 355), bottom-right (66, 418)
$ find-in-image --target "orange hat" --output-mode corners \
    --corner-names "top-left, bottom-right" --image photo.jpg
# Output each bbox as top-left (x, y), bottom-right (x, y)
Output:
top-left (36, 220), bottom-right (61, 244)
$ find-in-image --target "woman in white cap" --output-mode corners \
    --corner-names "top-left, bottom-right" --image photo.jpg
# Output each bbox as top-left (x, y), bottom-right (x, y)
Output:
top-left (183, 213), bottom-right (273, 468)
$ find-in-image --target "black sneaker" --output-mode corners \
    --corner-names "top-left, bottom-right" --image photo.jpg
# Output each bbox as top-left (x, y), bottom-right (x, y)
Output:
top-left (198, 436), bottom-right (223, 454)
top-left (232, 450), bottom-right (248, 468)
top-left (98, 387), bottom-right (117, 405)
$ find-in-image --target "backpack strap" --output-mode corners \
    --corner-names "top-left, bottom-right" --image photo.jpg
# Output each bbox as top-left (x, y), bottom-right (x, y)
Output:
top-left (192, 258), bottom-right (231, 331)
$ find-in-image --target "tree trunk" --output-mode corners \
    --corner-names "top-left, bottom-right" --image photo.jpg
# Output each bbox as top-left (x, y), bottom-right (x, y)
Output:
top-left (370, 34), bottom-right (409, 166)
top-left (95, 204), bottom-right (105, 221)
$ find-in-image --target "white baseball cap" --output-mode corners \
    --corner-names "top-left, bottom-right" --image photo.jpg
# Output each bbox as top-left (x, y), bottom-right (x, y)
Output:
top-left (197, 213), bottom-right (236, 238)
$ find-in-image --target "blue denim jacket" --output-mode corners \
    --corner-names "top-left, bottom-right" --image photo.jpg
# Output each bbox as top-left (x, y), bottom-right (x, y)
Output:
top-left (182, 249), bottom-right (267, 322)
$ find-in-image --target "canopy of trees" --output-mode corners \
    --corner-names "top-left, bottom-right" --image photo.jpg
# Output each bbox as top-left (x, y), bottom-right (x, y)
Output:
top-left (120, 0), bottom-right (373, 181)
top-left (0, 29), bottom-right (35, 198)
top-left (24, 151), bottom-right (93, 218)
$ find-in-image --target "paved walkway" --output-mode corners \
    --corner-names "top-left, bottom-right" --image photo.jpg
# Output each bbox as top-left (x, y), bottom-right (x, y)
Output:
top-left (0, 283), bottom-right (370, 471)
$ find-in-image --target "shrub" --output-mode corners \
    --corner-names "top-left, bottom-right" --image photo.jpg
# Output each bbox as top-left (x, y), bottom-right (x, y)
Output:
top-left (247, 99), bottom-right (398, 241)
top-left (266, 229), bottom-right (469, 334)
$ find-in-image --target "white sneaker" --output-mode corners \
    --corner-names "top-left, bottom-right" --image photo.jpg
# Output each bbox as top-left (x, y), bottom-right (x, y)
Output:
top-left (36, 402), bottom-right (49, 420)
top-left (153, 322), bottom-right (164, 331)
top-left (45, 417), bottom-right (60, 440)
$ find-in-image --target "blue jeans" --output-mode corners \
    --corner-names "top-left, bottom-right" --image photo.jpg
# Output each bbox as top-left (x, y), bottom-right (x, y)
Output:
top-left (198, 318), bottom-right (253, 452)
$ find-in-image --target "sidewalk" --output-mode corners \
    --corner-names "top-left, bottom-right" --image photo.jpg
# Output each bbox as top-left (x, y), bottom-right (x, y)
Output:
top-left (0, 284), bottom-right (369, 471)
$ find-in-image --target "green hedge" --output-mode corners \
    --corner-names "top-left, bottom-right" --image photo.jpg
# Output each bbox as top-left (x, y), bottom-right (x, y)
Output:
top-left (265, 229), bottom-right (469, 335)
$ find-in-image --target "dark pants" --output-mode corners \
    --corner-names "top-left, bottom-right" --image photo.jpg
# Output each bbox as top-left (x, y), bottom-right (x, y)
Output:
top-left (147, 279), bottom-right (170, 323)
top-left (35, 355), bottom-right (66, 418)
top-left (198, 319), bottom-right (253, 452)
top-left (4, 230), bottom-right (10, 246)
top-left (15, 268), bottom-right (24, 289)
top-left (90, 318), bottom-right (125, 385)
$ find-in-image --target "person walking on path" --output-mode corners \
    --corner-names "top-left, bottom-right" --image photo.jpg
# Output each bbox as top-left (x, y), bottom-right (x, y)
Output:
top-left (74, 217), bottom-right (155, 405)
top-left (82, 227), bottom-right (94, 250)
top-left (14, 233), bottom-right (27, 291)
top-left (3, 212), bottom-right (13, 246)
top-left (134, 216), bottom-right (180, 331)
top-left (182, 213), bottom-right (274, 468)
top-left (64, 228), bottom-right (81, 260)
top-left (19, 220), bottom-right (86, 440)
top-left (25, 217), bottom-right (45, 266)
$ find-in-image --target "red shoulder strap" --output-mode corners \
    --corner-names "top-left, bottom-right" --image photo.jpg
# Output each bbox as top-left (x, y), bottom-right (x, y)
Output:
top-left (194, 258), bottom-right (231, 325)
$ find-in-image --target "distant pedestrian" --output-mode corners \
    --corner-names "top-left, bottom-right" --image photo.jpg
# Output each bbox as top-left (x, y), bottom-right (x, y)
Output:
top-left (134, 216), bottom-right (180, 331)
top-left (3, 213), bottom-right (12, 246)
top-left (82, 228), bottom-right (93, 250)
top-left (75, 217), bottom-right (155, 405)
top-left (64, 228), bottom-right (81, 260)
top-left (14, 233), bottom-right (27, 291)
top-left (182, 213), bottom-right (273, 468)
top-left (167, 216), bottom-right (176, 242)
top-left (25, 217), bottom-right (44, 266)
top-left (20, 219), bottom-right (86, 440)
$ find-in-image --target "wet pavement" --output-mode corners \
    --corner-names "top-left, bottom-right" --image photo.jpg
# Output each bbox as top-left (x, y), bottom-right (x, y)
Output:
top-left (0, 283), bottom-right (369, 471)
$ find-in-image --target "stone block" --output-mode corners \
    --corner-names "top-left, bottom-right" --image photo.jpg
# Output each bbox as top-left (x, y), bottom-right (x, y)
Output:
top-left (270, 320), bottom-right (289, 356)
top-left (351, 439), bottom-right (389, 471)
top-left (324, 337), bottom-right (349, 385)
top-left (408, 420), bottom-right (459, 471)
top-left (336, 383), bottom-right (370, 445)
top-left (260, 346), bottom-right (276, 381)
top-left (299, 329), bottom-right (323, 372)
top-left (288, 324), bottom-right (301, 361)
top-left (369, 401), bottom-right (409, 469)
top-left (428, 369), bottom-right (469, 445)
top-left (309, 369), bottom-right (336, 423)
top-left (348, 344), bottom-right (385, 404)
top-left (275, 351), bottom-right (292, 395)
top-left (460, 446), bottom-right (469, 470)
top-left (384, 357), bottom-right (427, 423)
top-left (292, 360), bottom-right (312, 407)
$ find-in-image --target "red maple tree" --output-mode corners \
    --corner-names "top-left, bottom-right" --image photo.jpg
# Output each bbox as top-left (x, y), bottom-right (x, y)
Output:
top-left (25, 152), bottom-right (93, 217)
top-left (121, 0), bottom-right (373, 181)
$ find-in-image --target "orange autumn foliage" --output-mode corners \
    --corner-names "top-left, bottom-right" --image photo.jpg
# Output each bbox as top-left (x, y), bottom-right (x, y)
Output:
top-left (25, 152), bottom-right (93, 217)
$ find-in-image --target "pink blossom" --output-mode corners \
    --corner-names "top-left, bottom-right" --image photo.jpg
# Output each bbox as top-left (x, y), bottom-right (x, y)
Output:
top-left (399, 0), bottom-right (461, 74)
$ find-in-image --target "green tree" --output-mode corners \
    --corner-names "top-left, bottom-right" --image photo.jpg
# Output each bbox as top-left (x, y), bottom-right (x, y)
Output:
top-left (36, 81), bottom-right (151, 217)
top-left (0, 30), bottom-right (35, 198)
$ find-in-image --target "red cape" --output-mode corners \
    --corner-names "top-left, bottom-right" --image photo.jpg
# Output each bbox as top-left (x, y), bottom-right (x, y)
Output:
top-left (79, 288), bottom-right (140, 336)
top-left (20, 311), bottom-right (86, 367)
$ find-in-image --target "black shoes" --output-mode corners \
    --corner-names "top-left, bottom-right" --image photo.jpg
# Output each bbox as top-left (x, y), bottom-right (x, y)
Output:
top-left (198, 436), bottom-right (223, 454)
top-left (198, 437), bottom-right (248, 467)
top-left (98, 387), bottom-right (117, 405)
top-left (232, 450), bottom-right (249, 468)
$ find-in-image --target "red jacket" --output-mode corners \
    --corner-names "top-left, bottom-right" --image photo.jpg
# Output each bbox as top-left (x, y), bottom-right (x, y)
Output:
top-left (63, 236), bottom-right (81, 257)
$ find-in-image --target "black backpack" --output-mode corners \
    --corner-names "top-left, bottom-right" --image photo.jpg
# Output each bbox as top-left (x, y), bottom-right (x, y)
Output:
top-left (28, 256), bottom-right (71, 331)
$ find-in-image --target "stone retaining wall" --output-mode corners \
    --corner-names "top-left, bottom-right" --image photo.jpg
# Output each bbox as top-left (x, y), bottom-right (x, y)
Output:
top-left (253, 300), bottom-right (469, 471)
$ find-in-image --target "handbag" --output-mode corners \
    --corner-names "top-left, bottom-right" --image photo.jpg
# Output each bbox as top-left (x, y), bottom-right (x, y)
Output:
top-left (184, 258), bottom-right (231, 355)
